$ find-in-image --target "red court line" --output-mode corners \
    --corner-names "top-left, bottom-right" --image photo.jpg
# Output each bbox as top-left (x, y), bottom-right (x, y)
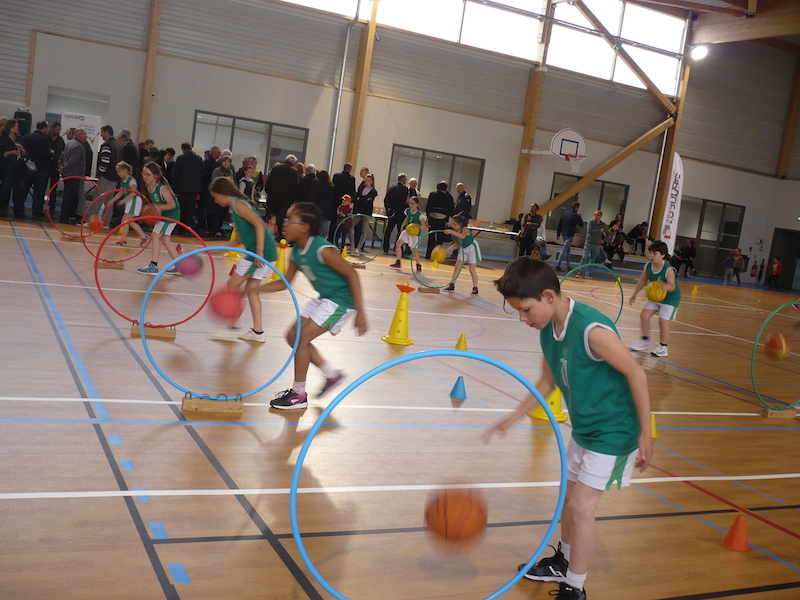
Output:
top-left (649, 463), bottom-right (800, 540)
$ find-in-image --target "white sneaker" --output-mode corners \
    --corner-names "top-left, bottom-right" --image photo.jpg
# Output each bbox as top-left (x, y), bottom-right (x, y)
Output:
top-left (629, 339), bottom-right (650, 352)
top-left (211, 327), bottom-right (242, 340)
top-left (239, 328), bottom-right (265, 343)
top-left (651, 344), bottom-right (668, 357)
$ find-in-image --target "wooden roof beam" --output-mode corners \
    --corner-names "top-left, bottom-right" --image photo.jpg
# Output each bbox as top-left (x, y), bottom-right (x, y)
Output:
top-left (690, 0), bottom-right (800, 44)
top-left (631, 0), bottom-right (740, 16)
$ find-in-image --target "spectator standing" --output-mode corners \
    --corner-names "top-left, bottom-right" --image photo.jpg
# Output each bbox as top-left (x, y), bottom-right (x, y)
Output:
top-left (163, 147), bottom-right (176, 181)
top-left (577, 210), bottom-right (609, 279)
top-left (382, 173), bottom-right (408, 253)
top-left (198, 145), bottom-right (221, 234)
top-left (171, 142), bottom-right (204, 230)
top-left (353, 173), bottom-right (378, 253)
top-left (332, 163), bottom-right (356, 242)
top-left (555, 201), bottom-right (584, 272)
top-left (316, 169), bottom-right (336, 238)
top-left (407, 177), bottom-right (420, 200)
top-left (424, 181), bottom-right (454, 260)
top-left (59, 128), bottom-right (87, 224)
top-left (733, 248), bottom-right (745, 286)
top-left (298, 163), bottom-right (319, 204)
top-left (117, 129), bottom-right (140, 224)
top-left (518, 203), bottom-right (547, 259)
top-left (96, 125), bottom-right (122, 225)
top-left (263, 154), bottom-right (299, 225)
top-left (210, 156), bottom-right (235, 237)
top-left (0, 119), bottom-right (26, 218)
top-left (766, 257), bottom-right (782, 290)
top-left (21, 120), bottom-right (52, 219)
top-left (453, 183), bottom-right (472, 222)
top-left (47, 122), bottom-right (65, 206)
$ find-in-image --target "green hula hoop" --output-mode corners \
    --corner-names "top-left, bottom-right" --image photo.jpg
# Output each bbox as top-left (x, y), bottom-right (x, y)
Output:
top-left (410, 230), bottom-right (465, 290)
top-left (560, 263), bottom-right (624, 324)
top-left (750, 301), bottom-right (800, 412)
top-left (333, 213), bottom-right (383, 265)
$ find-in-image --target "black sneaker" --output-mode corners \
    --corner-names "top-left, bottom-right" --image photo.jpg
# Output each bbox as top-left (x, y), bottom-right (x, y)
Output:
top-left (270, 389), bottom-right (308, 410)
top-left (549, 582), bottom-right (586, 600)
top-left (518, 543), bottom-right (568, 582)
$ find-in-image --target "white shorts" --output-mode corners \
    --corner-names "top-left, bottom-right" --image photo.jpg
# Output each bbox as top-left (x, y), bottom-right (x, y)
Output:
top-left (458, 243), bottom-right (479, 265)
top-left (301, 298), bottom-right (355, 335)
top-left (124, 195), bottom-right (143, 216)
top-left (234, 257), bottom-right (273, 280)
top-left (643, 300), bottom-right (678, 320)
top-left (398, 231), bottom-right (419, 247)
top-left (152, 220), bottom-right (177, 236)
top-left (566, 436), bottom-right (639, 491)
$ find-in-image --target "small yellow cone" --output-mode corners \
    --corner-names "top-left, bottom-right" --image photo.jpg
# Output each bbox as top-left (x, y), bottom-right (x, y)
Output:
top-left (270, 239), bottom-right (289, 282)
top-left (528, 387), bottom-right (568, 422)
top-left (381, 283), bottom-right (415, 345)
top-left (455, 333), bottom-right (468, 351)
top-left (341, 246), bottom-right (348, 258)
top-left (651, 413), bottom-right (658, 439)
top-left (229, 225), bottom-right (238, 245)
top-left (432, 260), bottom-right (439, 268)
top-left (691, 285), bottom-right (699, 296)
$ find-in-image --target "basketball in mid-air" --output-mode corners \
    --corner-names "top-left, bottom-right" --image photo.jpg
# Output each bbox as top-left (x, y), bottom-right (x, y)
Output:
top-left (176, 254), bottom-right (204, 277)
top-left (141, 204), bottom-right (160, 226)
top-left (424, 486), bottom-right (487, 546)
top-left (208, 289), bottom-right (245, 321)
top-left (430, 245), bottom-right (447, 264)
top-left (406, 223), bottom-right (420, 237)
top-left (764, 331), bottom-right (790, 360)
top-left (87, 214), bottom-right (103, 232)
top-left (645, 280), bottom-right (667, 303)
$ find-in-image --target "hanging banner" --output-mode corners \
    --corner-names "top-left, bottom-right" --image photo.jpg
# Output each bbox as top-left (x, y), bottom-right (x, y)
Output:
top-left (60, 112), bottom-right (102, 147)
top-left (659, 152), bottom-right (683, 255)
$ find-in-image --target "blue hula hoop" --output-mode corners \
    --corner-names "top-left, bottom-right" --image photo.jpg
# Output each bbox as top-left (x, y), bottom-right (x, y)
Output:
top-left (289, 349), bottom-right (568, 600)
top-left (139, 246), bottom-right (301, 399)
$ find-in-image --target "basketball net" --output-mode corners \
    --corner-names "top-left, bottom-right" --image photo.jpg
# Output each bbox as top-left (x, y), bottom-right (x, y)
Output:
top-left (565, 154), bottom-right (585, 174)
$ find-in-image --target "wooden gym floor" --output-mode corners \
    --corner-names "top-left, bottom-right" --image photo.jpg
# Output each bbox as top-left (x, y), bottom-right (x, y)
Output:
top-left (1, 218), bottom-right (799, 600)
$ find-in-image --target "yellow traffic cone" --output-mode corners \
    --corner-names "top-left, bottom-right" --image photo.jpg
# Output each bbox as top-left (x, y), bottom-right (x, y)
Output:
top-left (223, 225), bottom-right (241, 259)
top-left (691, 285), bottom-right (699, 296)
top-left (528, 387), bottom-right (568, 422)
top-left (341, 246), bottom-right (348, 258)
top-left (381, 283), bottom-right (415, 345)
top-left (270, 239), bottom-right (289, 282)
top-left (455, 333), bottom-right (468, 351)
top-left (229, 225), bottom-right (238, 245)
top-left (651, 413), bottom-right (658, 439)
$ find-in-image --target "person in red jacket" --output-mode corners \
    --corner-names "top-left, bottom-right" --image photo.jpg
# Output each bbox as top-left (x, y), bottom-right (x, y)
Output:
top-left (766, 256), bottom-right (782, 290)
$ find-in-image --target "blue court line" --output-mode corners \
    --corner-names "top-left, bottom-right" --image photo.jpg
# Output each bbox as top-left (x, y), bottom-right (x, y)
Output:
top-left (168, 563), bottom-right (190, 584)
top-left (133, 487), bottom-right (150, 502)
top-left (13, 229), bottom-right (109, 420)
top-left (120, 459), bottom-right (136, 471)
top-left (696, 517), bottom-right (800, 573)
top-left (109, 435), bottom-right (122, 446)
top-left (633, 483), bottom-right (686, 511)
top-left (149, 522), bottom-right (169, 539)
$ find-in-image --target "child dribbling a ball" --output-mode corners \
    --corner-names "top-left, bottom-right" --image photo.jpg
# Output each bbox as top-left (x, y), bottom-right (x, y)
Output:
top-left (443, 215), bottom-right (480, 295)
top-left (628, 240), bottom-right (681, 357)
top-left (389, 196), bottom-right (427, 272)
top-left (110, 161), bottom-right (149, 247)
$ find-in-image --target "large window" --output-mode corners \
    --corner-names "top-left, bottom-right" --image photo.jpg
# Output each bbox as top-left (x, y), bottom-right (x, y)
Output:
top-left (387, 144), bottom-right (484, 218)
top-left (677, 197), bottom-right (745, 278)
top-left (192, 111), bottom-right (308, 175)
top-left (545, 173), bottom-right (629, 235)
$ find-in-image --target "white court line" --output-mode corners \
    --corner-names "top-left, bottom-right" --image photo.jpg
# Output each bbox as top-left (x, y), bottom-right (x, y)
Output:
top-left (0, 396), bottom-right (766, 417)
top-left (2, 472), bottom-right (799, 500)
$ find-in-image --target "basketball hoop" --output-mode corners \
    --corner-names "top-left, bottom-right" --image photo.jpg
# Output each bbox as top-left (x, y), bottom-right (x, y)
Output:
top-left (565, 154), bottom-right (585, 173)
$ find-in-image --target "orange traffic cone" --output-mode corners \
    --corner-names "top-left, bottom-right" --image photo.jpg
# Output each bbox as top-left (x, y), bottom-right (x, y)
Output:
top-left (720, 514), bottom-right (750, 552)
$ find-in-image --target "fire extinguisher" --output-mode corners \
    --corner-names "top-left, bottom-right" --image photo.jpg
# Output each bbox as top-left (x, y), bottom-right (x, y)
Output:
top-left (750, 260), bottom-right (757, 277)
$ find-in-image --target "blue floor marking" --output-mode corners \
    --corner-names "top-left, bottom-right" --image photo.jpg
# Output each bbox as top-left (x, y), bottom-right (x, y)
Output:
top-left (14, 230), bottom-right (109, 420)
top-left (632, 483), bottom-right (685, 511)
top-left (133, 487), bottom-right (150, 502)
top-left (149, 522), bottom-right (169, 539)
top-left (695, 517), bottom-right (800, 573)
top-left (109, 434), bottom-right (122, 445)
top-left (168, 563), bottom-right (190, 584)
top-left (120, 459), bottom-right (136, 471)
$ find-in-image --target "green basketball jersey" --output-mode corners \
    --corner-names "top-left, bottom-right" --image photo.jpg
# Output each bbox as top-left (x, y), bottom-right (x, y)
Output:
top-left (120, 175), bottom-right (136, 192)
top-left (540, 300), bottom-right (640, 455)
top-left (646, 262), bottom-right (681, 307)
top-left (148, 183), bottom-right (180, 222)
top-left (292, 236), bottom-right (355, 308)
top-left (230, 198), bottom-right (277, 262)
top-left (461, 232), bottom-right (475, 248)
top-left (405, 208), bottom-right (423, 226)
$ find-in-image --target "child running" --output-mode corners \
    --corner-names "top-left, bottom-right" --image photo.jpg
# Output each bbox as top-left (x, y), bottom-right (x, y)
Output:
top-left (110, 161), bottom-right (149, 247)
top-left (389, 196), bottom-right (427, 272)
top-left (261, 202), bottom-right (368, 409)
top-left (209, 177), bottom-right (277, 342)
top-left (487, 257), bottom-right (652, 600)
top-left (137, 162), bottom-right (181, 275)
top-left (628, 240), bottom-right (681, 357)
top-left (443, 215), bottom-right (480, 295)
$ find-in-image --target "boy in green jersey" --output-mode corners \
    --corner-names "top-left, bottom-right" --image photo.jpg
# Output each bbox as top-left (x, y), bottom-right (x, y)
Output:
top-left (261, 202), bottom-right (368, 409)
top-left (488, 257), bottom-right (652, 600)
top-left (628, 240), bottom-right (681, 358)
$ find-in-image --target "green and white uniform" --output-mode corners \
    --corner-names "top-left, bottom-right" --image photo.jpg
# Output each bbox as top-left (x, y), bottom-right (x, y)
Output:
top-left (456, 231), bottom-right (481, 264)
top-left (292, 236), bottom-right (356, 335)
top-left (398, 208), bottom-right (426, 246)
top-left (147, 182), bottom-right (180, 235)
top-left (120, 175), bottom-right (142, 216)
top-left (230, 198), bottom-right (278, 279)
top-left (644, 261), bottom-right (680, 319)
top-left (540, 299), bottom-right (640, 489)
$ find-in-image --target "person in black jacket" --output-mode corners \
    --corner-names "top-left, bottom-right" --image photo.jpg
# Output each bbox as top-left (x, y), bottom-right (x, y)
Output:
top-left (21, 120), bottom-right (52, 219)
top-left (424, 181), bottom-right (454, 260)
top-left (171, 142), bottom-right (204, 230)
top-left (263, 154), bottom-right (299, 225)
top-left (198, 145), bottom-right (221, 234)
top-left (675, 239), bottom-right (697, 278)
top-left (297, 164), bottom-right (319, 204)
top-left (331, 163), bottom-right (356, 242)
top-left (382, 173), bottom-right (408, 253)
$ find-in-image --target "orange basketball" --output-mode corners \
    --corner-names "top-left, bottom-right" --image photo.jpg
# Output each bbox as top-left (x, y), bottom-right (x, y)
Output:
top-left (424, 487), bottom-right (487, 545)
top-left (764, 331), bottom-right (791, 360)
top-left (141, 203), bottom-right (160, 226)
top-left (208, 289), bottom-right (245, 322)
top-left (87, 214), bottom-right (103, 232)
